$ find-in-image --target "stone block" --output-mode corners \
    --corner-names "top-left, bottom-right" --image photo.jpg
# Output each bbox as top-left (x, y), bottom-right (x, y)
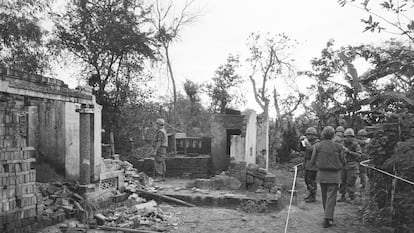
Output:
top-left (254, 171), bottom-right (266, 179)
top-left (229, 160), bottom-right (246, 170)
top-left (247, 163), bottom-right (259, 172)
top-left (253, 177), bottom-right (263, 186)
top-left (263, 181), bottom-right (274, 188)
top-left (264, 173), bottom-right (276, 182)
top-left (246, 175), bottom-right (254, 184)
top-left (193, 179), bottom-right (213, 189)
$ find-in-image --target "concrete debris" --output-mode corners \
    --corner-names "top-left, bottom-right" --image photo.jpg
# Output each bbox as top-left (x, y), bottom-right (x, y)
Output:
top-left (190, 174), bottom-right (242, 190)
top-left (96, 199), bottom-right (179, 231)
top-left (122, 160), bottom-right (154, 193)
top-left (37, 181), bottom-right (90, 223)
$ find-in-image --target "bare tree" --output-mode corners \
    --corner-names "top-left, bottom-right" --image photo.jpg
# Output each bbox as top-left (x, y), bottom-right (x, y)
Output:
top-left (152, 0), bottom-right (198, 122)
top-left (246, 32), bottom-right (296, 170)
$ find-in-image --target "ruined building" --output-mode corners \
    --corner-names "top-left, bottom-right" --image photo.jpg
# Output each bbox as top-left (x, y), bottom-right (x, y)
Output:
top-left (0, 67), bottom-right (103, 183)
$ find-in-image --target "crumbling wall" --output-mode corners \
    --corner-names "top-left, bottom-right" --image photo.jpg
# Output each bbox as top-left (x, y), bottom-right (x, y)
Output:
top-left (0, 67), bottom-right (102, 182)
top-left (244, 110), bottom-right (257, 165)
top-left (256, 116), bottom-right (267, 167)
top-left (210, 114), bottom-right (244, 173)
top-left (0, 94), bottom-right (40, 232)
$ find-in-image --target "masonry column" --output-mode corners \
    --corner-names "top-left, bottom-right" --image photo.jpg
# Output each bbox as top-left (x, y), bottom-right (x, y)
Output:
top-left (78, 105), bottom-right (94, 185)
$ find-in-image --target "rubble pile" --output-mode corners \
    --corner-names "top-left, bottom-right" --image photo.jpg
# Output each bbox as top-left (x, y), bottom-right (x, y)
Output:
top-left (122, 160), bottom-right (155, 192)
top-left (246, 164), bottom-right (277, 192)
top-left (94, 197), bottom-right (178, 232)
top-left (37, 182), bottom-right (92, 224)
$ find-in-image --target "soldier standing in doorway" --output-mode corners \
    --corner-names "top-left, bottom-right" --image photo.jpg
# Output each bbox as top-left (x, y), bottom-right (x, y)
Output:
top-left (152, 118), bottom-right (168, 181)
top-left (299, 127), bottom-right (320, 203)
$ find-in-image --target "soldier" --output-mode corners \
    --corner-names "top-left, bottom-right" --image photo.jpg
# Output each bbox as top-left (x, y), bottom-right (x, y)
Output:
top-left (152, 118), bottom-right (168, 181)
top-left (333, 126), bottom-right (345, 144)
top-left (311, 126), bottom-right (346, 228)
top-left (338, 128), bottom-right (362, 202)
top-left (299, 127), bottom-right (320, 203)
top-left (357, 129), bottom-right (370, 189)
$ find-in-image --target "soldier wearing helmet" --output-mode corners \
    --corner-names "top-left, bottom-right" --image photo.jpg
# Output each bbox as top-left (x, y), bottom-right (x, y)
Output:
top-left (333, 126), bottom-right (345, 144)
top-left (338, 128), bottom-right (362, 202)
top-left (298, 127), bottom-right (319, 202)
top-left (152, 118), bottom-right (168, 181)
top-left (357, 129), bottom-right (370, 189)
top-left (310, 126), bottom-right (346, 228)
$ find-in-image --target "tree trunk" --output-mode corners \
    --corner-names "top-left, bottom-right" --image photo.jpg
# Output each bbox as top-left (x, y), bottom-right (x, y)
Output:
top-left (164, 45), bottom-right (177, 155)
top-left (264, 101), bottom-right (269, 171)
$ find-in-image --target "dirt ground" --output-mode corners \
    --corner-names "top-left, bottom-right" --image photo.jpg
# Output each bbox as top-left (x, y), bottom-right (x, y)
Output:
top-left (39, 166), bottom-right (382, 233)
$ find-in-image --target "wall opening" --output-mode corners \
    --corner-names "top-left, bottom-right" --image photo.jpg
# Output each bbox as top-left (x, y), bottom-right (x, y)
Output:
top-left (226, 129), bottom-right (241, 155)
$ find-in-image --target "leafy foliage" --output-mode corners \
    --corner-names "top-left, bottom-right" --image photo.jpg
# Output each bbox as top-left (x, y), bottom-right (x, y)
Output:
top-left (367, 113), bottom-right (414, 231)
top-left (0, 0), bottom-right (50, 72)
top-left (205, 54), bottom-right (245, 113)
top-left (51, 0), bottom-right (157, 141)
top-left (338, 0), bottom-right (414, 42)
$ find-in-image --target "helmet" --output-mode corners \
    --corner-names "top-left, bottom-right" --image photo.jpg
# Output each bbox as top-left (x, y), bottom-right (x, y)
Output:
top-left (305, 127), bottom-right (317, 135)
top-left (357, 129), bottom-right (368, 137)
top-left (156, 118), bottom-right (165, 125)
top-left (321, 126), bottom-right (335, 139)
top-left (344, 128), bottom-right (355, 137)
top-left (335, 126), bottom-right (345, 133)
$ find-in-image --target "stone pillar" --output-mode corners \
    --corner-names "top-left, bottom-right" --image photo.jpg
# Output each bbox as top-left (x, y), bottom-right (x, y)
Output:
top-left (65, 103), bottom-right (80, 180)
top-left (78, 106), bottom-right (94, 185)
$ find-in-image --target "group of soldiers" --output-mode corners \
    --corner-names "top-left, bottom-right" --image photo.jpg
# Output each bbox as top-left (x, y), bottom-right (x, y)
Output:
top-left (299, 126), bottom-right (370, 203)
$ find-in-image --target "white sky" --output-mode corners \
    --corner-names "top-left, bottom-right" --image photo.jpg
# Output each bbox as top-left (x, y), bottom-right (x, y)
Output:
top-left (56, 0), bottom-right (406, 113)
top-left (153, 0), bottom-right (399, 112)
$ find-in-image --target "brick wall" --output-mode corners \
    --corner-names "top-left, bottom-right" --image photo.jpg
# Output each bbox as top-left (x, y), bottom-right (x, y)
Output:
top-left (1, 67), bottom-right (102, 182)
top-left (0, 94), bottom-right (42, 233)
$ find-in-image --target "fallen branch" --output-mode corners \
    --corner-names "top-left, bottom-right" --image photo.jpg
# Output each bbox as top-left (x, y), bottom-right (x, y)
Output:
top-left (97, 226), bottom-right (159, 233)
top-left (136, 189), bottom-right (196, 207)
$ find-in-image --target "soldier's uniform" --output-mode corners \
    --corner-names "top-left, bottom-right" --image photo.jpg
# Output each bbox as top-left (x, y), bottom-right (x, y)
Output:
top-left (299, 127), bottom-right (319, 202)
top-left (153, 119), bottom-right (168, 179)
top-left (338, 129), bottom-right (361, 201)
top-left (333, 126), bottom-right (344, 144)
top-left (357, 129), bottom-right (370, 189)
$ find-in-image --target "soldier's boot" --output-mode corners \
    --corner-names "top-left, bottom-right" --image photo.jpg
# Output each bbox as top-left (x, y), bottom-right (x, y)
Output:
top-left (323, 219), bottom-right (333, 228)
top-left (337, 194), bottom-right (347, 202)
top-left (305, 194), bottom-right (316, 203)
top-left (304, 193), bottom-right (312, 200)
top-left (349, 193), bottom-right (355, 201)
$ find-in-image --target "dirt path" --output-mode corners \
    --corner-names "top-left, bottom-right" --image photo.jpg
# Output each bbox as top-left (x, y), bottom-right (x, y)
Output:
top-left (39, 168), bottom-right (380, 233)
top-left (168, 192), bottom-right (373, 233)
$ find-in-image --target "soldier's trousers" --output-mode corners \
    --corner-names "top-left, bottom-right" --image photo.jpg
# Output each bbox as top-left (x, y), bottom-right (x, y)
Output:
top-left (320, 183), bottom-right (339, 220)
top-left (305, 170), bottom-right (317, 196)
top-left (339, 168), bottom-right (359, 198)
top-left (359, 165), bottom-right (368, 189)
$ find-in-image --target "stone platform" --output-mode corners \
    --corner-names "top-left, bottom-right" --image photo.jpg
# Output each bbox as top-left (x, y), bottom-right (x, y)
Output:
top-left (132, 155), bottom-right (212, 178)
top-left (146, 179), bottom-right (279, 209)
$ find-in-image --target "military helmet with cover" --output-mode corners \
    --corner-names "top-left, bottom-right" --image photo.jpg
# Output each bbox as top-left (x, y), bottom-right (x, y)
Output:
top-left (357, 129), bottom-right (368, 137)
top-left (344, 128), bottom-right (355, 137)
top-left (322, 126), bottom-right (335, 139)
top-left (305, 127), bottom-right (317, 135)
top-left (335, 126), bottom-right (345, 133)
top-left (156, 118), bottom-right (165, 126)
